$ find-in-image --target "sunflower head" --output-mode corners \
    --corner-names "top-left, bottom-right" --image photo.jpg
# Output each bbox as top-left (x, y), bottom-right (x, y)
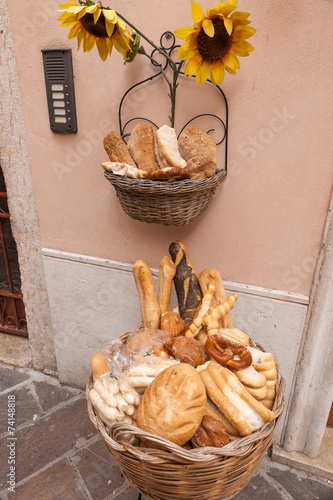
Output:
top-left (174, 0), bottom-right (256, 85)
top-left (57, 1), bottom-right (134, 61)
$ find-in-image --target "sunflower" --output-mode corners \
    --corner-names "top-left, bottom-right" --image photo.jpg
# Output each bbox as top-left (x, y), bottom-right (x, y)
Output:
top-left (174, 0), bottom-right (256, 85)
top-left (57, 1), bottom-right (134, 61)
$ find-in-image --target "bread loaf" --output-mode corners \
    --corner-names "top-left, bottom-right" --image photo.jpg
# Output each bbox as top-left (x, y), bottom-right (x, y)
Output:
top-left (133, 260), bottom-right (160, 330)
top-left (127, 122), bottom-right (159, 173)
top-left (103, 131), bottom-right (136, 167)
top-left (154, 125), bottom-right (187, 169)
top-left (137, 363), bottom-right (206, 446)
top-left (169, 241), bottom-right (203, 326)
top-left (178, 126), bottom-right (217, 179)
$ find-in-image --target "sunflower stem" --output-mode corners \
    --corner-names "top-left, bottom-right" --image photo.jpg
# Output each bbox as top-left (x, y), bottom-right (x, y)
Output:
top-left (116, 10), bottom-right (181, 127)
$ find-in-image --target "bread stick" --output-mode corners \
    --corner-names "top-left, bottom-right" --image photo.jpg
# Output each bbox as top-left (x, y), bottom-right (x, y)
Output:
top-left (158, 256), bottom-right (176, 317)
top-left (133, 260), bottom-right (160, 330)
top-left (199, 269), bottom-right (235, 328)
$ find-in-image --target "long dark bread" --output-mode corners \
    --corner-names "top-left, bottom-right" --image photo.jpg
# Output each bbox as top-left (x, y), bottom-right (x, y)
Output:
top-left (169, 241), bottom-right (203, 326)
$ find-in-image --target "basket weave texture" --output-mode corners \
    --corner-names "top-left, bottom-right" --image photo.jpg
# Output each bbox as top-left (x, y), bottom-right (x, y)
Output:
top-left (104, 169), bottom-right (226, 226)
top-left (86, 330), bottom-right (285, 500)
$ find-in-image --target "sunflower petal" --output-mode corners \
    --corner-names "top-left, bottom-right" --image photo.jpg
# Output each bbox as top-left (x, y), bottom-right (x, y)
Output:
top-left (96, 38), bottom-right (109, 61)
top-left (86, 4), bottom-right (100, 14)
top-left (220, 0), bottom-right (238, 17)
top-left (59, 1), bottom-right (78, 8)
top-left (68, 22), bottom-right (81, 39)
top-left (202, 19), bottom-right (215, 37)
top-left (223, 17), bottom-right (233, 35)
top-left (191, 0), bottom-right (206, 23)
top-left (105, 19), bottom-right (115, 37)
top-left (112, 32), bottom-right (130, 55)
top-left (103, 9), bottom-right (117, 23)
top-left (185, 53), bottom-right (203, 76)
top-left (210, 60), bottom-right (224, 85)
top-left (76, 29), bottom-right (85, 50)
top-left (65, 6), bottom-right (85, 15)
top-left (178, 47), bottom-right (199, 61)
top-left (57, 12), bottom-right (76, 22)
top-left (174, 26), bottom-right (196, 40)
top-left (222, 53), bottom-right (235, 71)
top-left (93, 8), bottom-right (102, 24)
top-left (83, 33), bottom-right (96, 52)
top-left (230, 42), bottom-right (250, 56)
top-left (59, 18), bottom-right (77, 27)
top-left (233, 25), bottom-right (256, 39)
top-left (207, 1), bottom-right (223, 18)
top-left (199, 59), bottom-right (211, 84)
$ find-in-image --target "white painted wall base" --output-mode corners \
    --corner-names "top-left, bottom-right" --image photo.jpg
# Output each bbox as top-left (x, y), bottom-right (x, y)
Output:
top-left (42, 249), bottom-right (309, 443)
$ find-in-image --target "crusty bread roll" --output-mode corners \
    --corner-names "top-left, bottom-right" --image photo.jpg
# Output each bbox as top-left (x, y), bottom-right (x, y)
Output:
top-left (133, 260), bottom-right (160, 330)
top-left (149, 167), bottom-right (190, 181)
top-left (218, 328), bottom-right (249, 346)
top-left (178, 126), bottom-right (217, 180)
top-left (104, 131), bottom-right (136, 167)
top-left (137, 363), bottom-right (206, 446)
top-left (102, 162), bottom-right (148, 179)
top-left (230, 364), bottom-right (267, 388)
top-left (154, 125), bottom-right (187, 169)
top-left (127, 122), bottom-right (159, 173)
top-left (91, 352), bottom-right (110, 381)
top-left (205, 401), bottom-right (240, 437)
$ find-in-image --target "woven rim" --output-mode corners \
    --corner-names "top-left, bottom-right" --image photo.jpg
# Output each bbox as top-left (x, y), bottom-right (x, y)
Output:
top-left (86, 330), bottom-right (286, 464)
top-left (104, 169), bottom-right (226, 195)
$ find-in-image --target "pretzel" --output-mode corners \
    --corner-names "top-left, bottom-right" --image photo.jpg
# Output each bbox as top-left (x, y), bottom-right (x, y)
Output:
top-left (206, 334), bottom-right (252, 369)
top-left (206, 294), bottom-right (238, 337)
top-left (185, 281), bottom-right (215, 337)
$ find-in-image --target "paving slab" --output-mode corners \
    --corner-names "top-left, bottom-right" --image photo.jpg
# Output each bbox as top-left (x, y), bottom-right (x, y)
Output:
top-left (0, 385), bottom-right (41, 436)
top-left (70, 439), bottom-right (128, 500)
top-left (11, 458), bottom-right (88, 500)
top-left (32, 380), bottom-right (78, 413)
top-left (267, 467), bottom-right (333, 500)
top-left (0, 397), bottom-right (95, 488)
top-left (0, 366), bottom-right (30, 392)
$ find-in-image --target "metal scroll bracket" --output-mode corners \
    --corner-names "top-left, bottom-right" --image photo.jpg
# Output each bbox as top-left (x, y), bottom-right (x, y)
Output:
top-left (118, 31), bottom-right (229, 174)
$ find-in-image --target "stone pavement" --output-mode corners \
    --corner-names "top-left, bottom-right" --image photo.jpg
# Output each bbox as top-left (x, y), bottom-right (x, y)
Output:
top-left (0, 363), bottom-right (332, 500)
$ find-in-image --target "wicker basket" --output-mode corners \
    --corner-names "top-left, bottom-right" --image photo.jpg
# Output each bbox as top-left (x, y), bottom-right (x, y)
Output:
top-left (86, 331), bottom-right (285, 500)
top-left (104, 169), bottom-right (226, 226)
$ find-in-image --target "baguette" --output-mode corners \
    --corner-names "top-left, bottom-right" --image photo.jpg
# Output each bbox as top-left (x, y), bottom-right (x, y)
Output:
top-left (169, 241), bottom-right (203, 326)
top-left (133, 260), bottom-right (160, 330)
top-left (158, 256), bottom-right (176, 316)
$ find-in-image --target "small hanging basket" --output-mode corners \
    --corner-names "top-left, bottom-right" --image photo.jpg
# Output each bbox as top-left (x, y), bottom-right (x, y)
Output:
top-left (105, 168), bottom-right (226, 226)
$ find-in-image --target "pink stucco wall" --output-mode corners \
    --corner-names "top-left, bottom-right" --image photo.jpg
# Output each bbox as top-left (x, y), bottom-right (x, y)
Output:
top-left (8, 0), bottom-right (333, 296)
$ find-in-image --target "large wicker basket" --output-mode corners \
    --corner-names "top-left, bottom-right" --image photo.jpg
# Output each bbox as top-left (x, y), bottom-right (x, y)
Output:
top-left (86, 331), bottom-right (285, 500)
top-left (104, 169), bottom-right (226, 226)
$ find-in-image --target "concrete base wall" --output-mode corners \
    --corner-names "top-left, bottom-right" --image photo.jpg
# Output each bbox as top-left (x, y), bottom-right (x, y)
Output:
top-left (42, 249), bottom-right (308, 443)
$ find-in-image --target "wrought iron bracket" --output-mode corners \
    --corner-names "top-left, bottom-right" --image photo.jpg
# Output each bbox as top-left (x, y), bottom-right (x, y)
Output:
top-left (118, 31), bottom-right (228, 174)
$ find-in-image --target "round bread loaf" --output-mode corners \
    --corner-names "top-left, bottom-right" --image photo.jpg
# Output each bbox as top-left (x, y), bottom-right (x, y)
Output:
top-left (137, 363), bottom-right (206, 446)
